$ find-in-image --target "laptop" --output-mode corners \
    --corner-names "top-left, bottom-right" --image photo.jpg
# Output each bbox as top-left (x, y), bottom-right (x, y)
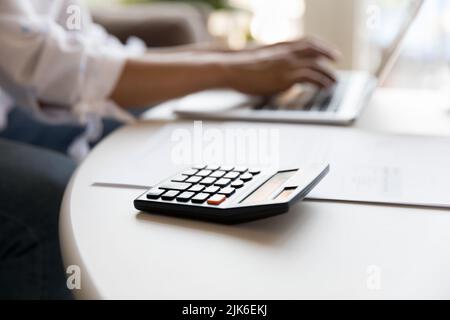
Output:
top-left (174, 0), bottom-right (424, 125)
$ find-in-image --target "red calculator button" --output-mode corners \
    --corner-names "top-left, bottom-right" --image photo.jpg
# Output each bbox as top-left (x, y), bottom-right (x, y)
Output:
top-left (207, 194), bottom-right (226, 206)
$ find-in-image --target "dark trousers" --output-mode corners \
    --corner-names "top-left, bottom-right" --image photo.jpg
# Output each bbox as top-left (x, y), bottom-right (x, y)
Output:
top-left (0, 107), bottom-right (123, 299)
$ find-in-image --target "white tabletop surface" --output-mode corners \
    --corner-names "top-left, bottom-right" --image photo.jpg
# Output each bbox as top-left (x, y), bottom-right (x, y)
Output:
top-left (60, 88), bottom-right (450, 299)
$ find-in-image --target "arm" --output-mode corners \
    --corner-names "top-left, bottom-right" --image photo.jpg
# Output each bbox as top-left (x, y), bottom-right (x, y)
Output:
top-left (111, 38), bottom-right (340, 108)
top-left (110, 55), bottom-right (226, 107)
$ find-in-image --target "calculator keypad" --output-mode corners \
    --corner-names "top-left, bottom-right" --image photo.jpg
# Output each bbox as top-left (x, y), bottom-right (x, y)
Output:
top-left (248, 169), bottom-right (261, 175)
top-left (215, 178), bottom-right (231, 187)
top-left (207, 194), bottom-right (227, 206)
top-left (176, 192), bottom-right (195, 202)
top-left (171, 175), bottom-right (188, 182)
top-left (186, 176), bottom-right (202, 184)
top-left (136, 163), bottom-right (330, 224)
top-left (240, 173), bottom-right (253, 182)
top-left (200, 177), bottom-right (217, 186)
top-left (147, 165), bottom-right (262, 206)
top-left (146, 188), bottom-right (165, 199)
top-left (218, 187), bottom-right (235, 197)
top-left (161, 190), bottom-right (179, 201)
top-left (160, 182), bottom-right (191, 191)
top-left (224, 172), bottom-right (240, 180)
top-left (183, 169), bottom-right (198, 176)
top-left (231, 180), bottom-right (244, 188)
top-left (204, 186), bottom-right (220, 194)
top-left (210, 170), bottom-right (226, 178)
top-left (197, 170), bottom-right (212, 177)
top-left (189, 184), bottom-right (205, 193)
top-left (191, 193), bottom-right (209, 204)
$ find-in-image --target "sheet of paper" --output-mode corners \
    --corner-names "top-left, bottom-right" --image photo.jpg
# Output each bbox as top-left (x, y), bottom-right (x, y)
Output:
top-left (276, 125), bottom-right (450, 208)
top-left (95, 122), bottom-right (450, 209)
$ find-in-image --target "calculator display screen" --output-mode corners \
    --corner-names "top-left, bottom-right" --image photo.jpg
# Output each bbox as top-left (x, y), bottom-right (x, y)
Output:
top-left (241, 170), bottom-right (298, 204)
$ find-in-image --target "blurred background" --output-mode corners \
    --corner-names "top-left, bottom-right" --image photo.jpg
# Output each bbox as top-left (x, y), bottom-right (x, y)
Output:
top-left (87, 0), bottom-right (450, 93)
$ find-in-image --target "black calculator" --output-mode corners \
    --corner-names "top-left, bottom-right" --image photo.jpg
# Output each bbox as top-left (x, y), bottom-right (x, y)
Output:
top-left (134, 164), bottom-right (329, 224)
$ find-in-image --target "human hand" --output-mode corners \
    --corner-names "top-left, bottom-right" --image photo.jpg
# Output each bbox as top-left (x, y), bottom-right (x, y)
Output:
top-left (221, 37), bottom-right (340, 96)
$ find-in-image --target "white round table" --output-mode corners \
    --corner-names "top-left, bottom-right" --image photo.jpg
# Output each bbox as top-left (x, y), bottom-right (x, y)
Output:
top-left (60, 89), bottom-right (450, 299)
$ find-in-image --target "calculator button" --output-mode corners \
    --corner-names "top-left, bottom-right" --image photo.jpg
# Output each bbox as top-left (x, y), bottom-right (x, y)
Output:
top-left (234, 167), bottom-right (248, 173)
top-left (249, 169), bottom-right (261, 175)
top-left (206, 165), bottom-right (220, 171)
top-left (189, 184), bottom-right (205, 192)
top-left (224, 171), bottom-right (240, 180)
top-left (219, 187), bottom-right (235, 197)
top-left (193, 165), bottom-right (206, 170)
top-left (176, 192), bottom-right (195, 202)
top-left (204, 186), bottom-right (220, 194)
top-left (220, 166), bottom-right (234, 172)
top-left (161, 190), bottom-right (179, 200)
top-left (240, 173), bottom-right (253, 182)
top-left (207, 194), bottom-right (227, 205)
top-left (191, 193), bottom-right (209, 204)
top-left (171, 175), bottom-right (187, 182)
top-left (231, 180), bottom-right (244, 188)
top-left (196, 170), bottom-right (212, 177)
top-left (210, 170), bottom-right (226, 178)
top-left (200, 177), bottom-right (217, 186)
top-left (159, 182), bottom-right (191, 191)
top-left (186, 176), bottom-right (202, 184)
top-left (215, 178), bottom-right (231, 187)
top-left (183, 169), bottom-right (198, 176)
top-left (146, 188), bottom-right (165, 199)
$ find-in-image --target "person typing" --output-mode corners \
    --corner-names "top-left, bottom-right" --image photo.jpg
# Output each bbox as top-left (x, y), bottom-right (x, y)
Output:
top-left (0, 0), bottom-right (338, 299)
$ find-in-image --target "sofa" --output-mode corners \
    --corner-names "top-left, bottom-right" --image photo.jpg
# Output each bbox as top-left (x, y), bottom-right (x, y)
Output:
top-left (91, 2), bottom-right (211, 47)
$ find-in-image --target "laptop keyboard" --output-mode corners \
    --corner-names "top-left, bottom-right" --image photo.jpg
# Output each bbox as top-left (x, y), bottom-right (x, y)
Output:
top-left (255, 75), bottom-right (350, 113)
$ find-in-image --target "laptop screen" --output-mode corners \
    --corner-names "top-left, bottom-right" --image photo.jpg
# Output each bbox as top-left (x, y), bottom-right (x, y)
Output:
top-left (374, 0), bottom-right (425, 81)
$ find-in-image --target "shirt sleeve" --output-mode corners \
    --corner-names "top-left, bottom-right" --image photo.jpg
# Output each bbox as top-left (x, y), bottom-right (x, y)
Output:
top-left (0, 0), bottom-right (139, 110)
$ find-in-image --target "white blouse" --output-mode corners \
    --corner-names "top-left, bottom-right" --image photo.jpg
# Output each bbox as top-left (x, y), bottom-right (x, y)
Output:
top-left (0, 0), bottom-right (146, 159)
